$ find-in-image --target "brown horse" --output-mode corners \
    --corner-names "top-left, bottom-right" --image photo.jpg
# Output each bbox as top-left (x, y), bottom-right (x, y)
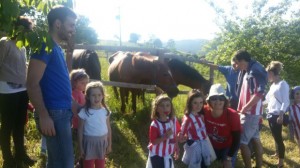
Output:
top-left (108, 51), bottom-right (179, 113)
top-left (72, 49), bottom-right (101, 80)
top-left (167, 59), bottom-right (211, 95)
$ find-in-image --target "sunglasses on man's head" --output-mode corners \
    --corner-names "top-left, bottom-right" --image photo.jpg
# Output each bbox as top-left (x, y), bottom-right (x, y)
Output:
top-left (209, 95), bottom-right (226, 101)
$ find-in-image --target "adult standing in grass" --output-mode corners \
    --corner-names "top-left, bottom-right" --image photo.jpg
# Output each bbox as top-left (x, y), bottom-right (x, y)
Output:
top-left (0, 16), bottom-right (36, 168)
top-left (208, 57), bottom-right (240, 110)
top-left (27, 6), bottom-right (77, 168)
top-left (234, 49), bottom-right (267, 168)
top-left (264, 61), bottom-right (290, 168)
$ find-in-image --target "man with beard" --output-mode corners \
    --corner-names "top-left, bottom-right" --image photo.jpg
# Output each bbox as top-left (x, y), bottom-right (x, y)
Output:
top-left (27, 6), bottom-right (77, 168)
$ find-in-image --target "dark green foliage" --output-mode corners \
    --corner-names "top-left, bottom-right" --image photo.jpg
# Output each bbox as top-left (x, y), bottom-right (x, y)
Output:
top-left (75, 15), bottom-right (98, 44)
top-left (0, 0), bottom-right (95, 53)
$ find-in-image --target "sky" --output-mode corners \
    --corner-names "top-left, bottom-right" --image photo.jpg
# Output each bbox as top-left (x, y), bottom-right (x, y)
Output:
top-left (73, 0), bottom-right (269, 42)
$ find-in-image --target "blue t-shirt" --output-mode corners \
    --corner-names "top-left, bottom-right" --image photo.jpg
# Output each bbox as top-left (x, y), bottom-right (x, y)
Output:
top-left (218, 66), bottom-right (239, 101)
top-left (31, 42), bottom-right (72, 110)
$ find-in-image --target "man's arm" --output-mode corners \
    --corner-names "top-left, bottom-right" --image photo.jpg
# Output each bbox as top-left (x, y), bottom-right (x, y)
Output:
top-left (27, 59), bottom-right (56, 136)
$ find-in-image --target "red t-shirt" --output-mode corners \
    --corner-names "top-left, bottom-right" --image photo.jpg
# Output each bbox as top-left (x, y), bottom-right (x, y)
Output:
top-left (72, 90), bottom-right (86, 129)
top-left (204, 106), bottom-right (241, 149)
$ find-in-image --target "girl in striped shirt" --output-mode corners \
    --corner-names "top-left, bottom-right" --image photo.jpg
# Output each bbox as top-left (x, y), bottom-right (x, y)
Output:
top-left (289, 86), bottom-right (300, 156)
top-left (146, 95), bottom-right (180, 168)
top-left (179, 89), bottom-right (211, 167)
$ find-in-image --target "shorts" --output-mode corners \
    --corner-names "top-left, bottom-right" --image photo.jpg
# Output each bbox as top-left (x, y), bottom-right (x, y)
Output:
top-left (240, 114), bottom-right (260, 145)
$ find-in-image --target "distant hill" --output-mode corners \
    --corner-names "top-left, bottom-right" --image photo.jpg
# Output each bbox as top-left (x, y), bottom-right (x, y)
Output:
top-left (98, 39), bottom-right (209, 54)
top-left (170, 39), bottom-right (209, 54)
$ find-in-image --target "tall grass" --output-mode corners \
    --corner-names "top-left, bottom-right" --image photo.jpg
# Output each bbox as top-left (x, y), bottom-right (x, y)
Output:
top-left (1, 53), bottom-right (300, 168)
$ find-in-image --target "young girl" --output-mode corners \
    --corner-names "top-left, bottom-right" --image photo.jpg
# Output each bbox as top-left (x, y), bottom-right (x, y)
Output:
top-left (179, 89), bottom-right (212, 167)
top-left (289, 86), bottom-right (300, 156)
top-left (78, 81), bottom-right (112, 168)
top-left (70, 69), bottom-right (89, 167)
top-left (70, 68), bottom-right (89, 130)
top-left (146, 94), bottom-right (180, 168)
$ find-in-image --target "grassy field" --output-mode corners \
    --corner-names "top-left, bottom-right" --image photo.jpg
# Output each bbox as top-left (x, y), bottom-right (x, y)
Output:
top-left (1, 54), bottom-right (300, 168)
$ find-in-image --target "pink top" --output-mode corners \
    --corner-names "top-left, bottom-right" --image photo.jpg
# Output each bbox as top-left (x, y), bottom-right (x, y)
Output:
top-left (72, 90), bottom-right (85, 129)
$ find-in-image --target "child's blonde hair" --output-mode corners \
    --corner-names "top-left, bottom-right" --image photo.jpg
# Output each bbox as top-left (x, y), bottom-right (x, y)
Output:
top-left (151, 94), bottom-right (175, 120)
top-left (84, 81), bottom-right (109, 116)
top-left (69, 69), bottom-right (89, 90)
top-left (266, 61), bottom-right (284, 76)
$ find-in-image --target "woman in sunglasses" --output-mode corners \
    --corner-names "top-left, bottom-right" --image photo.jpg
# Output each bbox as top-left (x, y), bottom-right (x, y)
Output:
top-left (203, 84), bottom-right (242, 168)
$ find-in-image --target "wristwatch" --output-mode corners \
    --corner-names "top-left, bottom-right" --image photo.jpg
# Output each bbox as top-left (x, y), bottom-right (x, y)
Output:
top-left (226, 156), bottom-right (232, 161)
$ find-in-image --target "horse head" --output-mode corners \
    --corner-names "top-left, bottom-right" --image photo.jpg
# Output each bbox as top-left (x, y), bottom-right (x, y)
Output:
top-left (132, 53), bottom-right (179, 98)
top-left (167, 59), bottom-right (211, 95)
top-left (72, 49), bottom-right (101, 80)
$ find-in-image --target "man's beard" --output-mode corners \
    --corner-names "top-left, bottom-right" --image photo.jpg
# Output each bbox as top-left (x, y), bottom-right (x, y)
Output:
top-left (58, 29), bottom-right (70, 41)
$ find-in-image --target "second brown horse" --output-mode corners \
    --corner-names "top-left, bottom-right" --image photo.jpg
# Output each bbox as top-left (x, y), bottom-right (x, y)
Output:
top-left (108, 51), bottom-right (179, 113)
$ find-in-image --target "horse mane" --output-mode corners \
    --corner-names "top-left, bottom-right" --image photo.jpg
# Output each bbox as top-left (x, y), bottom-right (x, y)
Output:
top-left (168, 59), bottom-right (208, 82)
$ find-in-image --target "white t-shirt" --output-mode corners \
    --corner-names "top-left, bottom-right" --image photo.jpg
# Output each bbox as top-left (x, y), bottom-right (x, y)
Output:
top-left (0, 46), bottom-right (26, 94)
top-left (78, 108), bottom-right (109, 136)
top-left (0, 81), bottom-right (26, 93)
top-left (265, 80), bottom-right (290, 115)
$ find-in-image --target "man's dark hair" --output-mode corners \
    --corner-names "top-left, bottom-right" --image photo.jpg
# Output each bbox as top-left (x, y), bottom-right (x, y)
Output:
top-left (47, 5), bottom-right (77, 29)
top-left (15, 16), bottom-right (33, 31)
top-left (233, 49), bottom-right (252, 62)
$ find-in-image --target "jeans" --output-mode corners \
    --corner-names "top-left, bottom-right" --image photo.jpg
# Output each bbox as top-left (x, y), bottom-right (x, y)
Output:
top-left (35, 109), bottom-right (74, 168)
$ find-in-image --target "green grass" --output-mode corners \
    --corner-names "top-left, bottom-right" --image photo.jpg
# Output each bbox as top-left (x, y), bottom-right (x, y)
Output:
top-left (1, 54), bottom-right (300, 168)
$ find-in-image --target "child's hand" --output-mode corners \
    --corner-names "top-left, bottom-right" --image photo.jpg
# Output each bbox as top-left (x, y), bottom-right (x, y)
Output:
top-left (79, 146), bottom-right (85, 158)
top-left (27, 103), bottom-right (35, 112)
top-left (173, 143), bottom-right (180, 160)
top-left (106, 145), bottom-right (112, 154)
top-left (177, 132), bottom-right (186, 143)
top-left (80, 151), bottom-right (85, 159)
top-left (165, 128), bottom-right (173, 137)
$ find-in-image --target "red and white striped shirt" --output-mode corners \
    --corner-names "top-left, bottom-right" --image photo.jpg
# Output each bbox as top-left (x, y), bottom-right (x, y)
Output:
top-left (237, 74), bottom-right (263, 115)
top-left (148, 117), bottom-right (180, 157)
top-left (181, 113), bottom-right (207, 141)
top-left (290, 104), bottom-right (300, 141)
